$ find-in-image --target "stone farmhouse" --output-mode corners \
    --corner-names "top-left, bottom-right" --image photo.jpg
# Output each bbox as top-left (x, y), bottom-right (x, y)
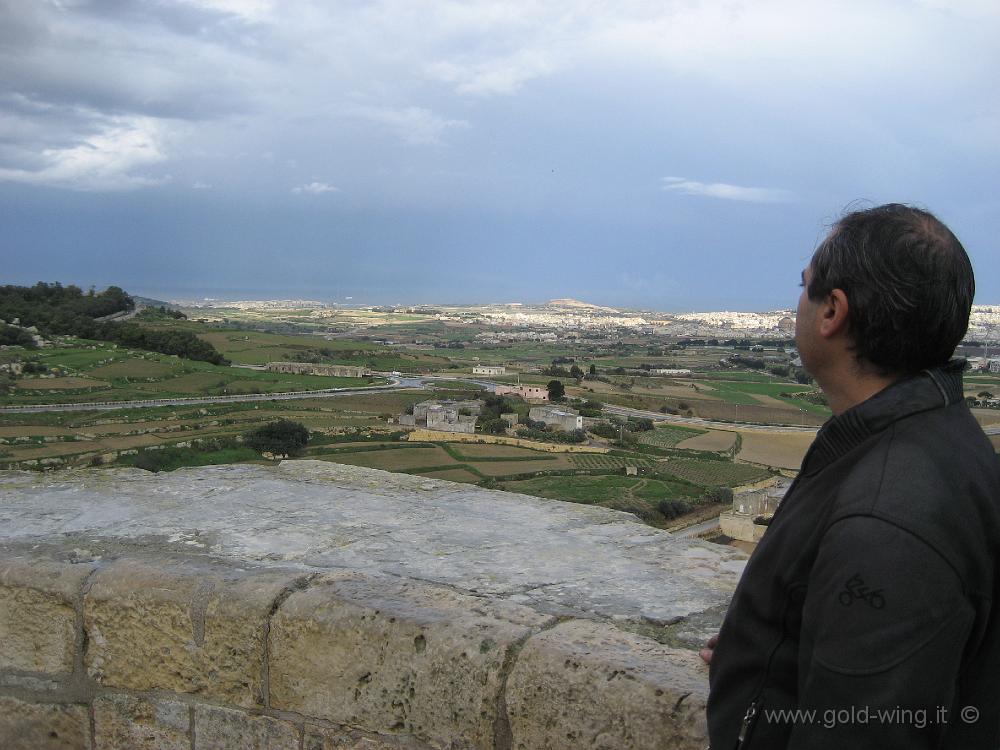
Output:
top-left (529, 405), bottom-right (583, 431)
top-left (472, 365), bottom-right (506, 376)
top-left (495, 384), bottom-right (548, 401)
top-left (266, 362), bottom-right (370, 377)
top-left (719, 481), bottom-right (790, 542)
top-left (398, 399), bottom-right (483, 434)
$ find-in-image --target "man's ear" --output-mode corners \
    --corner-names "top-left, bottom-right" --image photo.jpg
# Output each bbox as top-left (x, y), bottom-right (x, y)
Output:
top-left (819, 289), bottom-right (850, 339)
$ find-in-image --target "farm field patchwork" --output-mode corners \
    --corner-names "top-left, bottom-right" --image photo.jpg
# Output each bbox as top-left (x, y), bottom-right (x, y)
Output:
top-left (472, 457), bottom-right (575, 476)
top-left (637, 425), bottom-right (706, 449)
top-left (413, 467), bottom-right (481, 483)
top-left (674, 430), bottom-right (737, 452)
top-left (970, 409), bottom-right (1000, 426)
top-left (736, 430), bottom-right (815, 470)
top-left (502, 474), bottom-right (697, 506)
top-left (315, 445), bottom-right (455, 471)
top-left (444, 443), bottom-right (553, 459)
top-left (569, 454), bottom-right (657, 470)
top-left (656, 458), bottom-right (771, 487)
top-left (2, 342), bottom-right (387, 405)
top-left (15, 376), bottom-right (108, 390)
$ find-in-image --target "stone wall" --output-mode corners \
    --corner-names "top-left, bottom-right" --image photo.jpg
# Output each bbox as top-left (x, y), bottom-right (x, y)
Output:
top-left (0, 462), bottom-right (746, 749)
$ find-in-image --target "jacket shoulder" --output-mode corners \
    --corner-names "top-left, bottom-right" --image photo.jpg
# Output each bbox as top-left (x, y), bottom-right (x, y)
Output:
top-left (829, 403), bottom-right (1000, 589)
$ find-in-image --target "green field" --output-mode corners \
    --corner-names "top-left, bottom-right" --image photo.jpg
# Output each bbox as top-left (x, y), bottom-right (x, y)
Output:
top-left (637, 425), bottom-right (706, 449)
top-left (569, 454), bottom-right (657, 470)
top-left (500, 474), bottom-right (706, 525)
top-left (656, 458), bottom-right (771, 486)
top-left (0, 341), bottom-right (388, 405)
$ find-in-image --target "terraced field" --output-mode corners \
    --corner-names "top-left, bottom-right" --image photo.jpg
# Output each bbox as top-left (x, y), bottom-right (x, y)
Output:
top-left (502, 474), bottom-right (696, 506)
top-left (637, 425), bottom-right (705, 449)
top-left (657, 458), bottom-right (771, 487)
top-left (570, 454), bottom-right (657, 470)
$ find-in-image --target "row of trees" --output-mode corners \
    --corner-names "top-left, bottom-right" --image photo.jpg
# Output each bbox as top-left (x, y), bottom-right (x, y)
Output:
top-left (0, 282), bottom-right (133, 325)
top-left (0, 282), bottom-right (228, 366)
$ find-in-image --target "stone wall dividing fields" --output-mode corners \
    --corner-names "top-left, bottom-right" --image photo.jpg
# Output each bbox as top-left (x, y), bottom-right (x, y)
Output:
top-left (0, 547), bottom-right (715, 750)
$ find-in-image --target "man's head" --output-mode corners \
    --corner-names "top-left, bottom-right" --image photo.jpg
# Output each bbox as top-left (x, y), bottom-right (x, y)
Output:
top-left (798, 203), bottom-right (974, 378)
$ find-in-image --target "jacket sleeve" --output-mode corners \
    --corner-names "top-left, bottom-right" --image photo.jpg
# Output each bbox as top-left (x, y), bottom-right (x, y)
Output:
top-left (787, 515), bottom-right (975, 750)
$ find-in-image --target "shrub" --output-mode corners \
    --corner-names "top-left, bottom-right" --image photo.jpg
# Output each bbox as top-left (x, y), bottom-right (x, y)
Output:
top-left (656, 498), bottom-right (692, 519)
top-left (702, 486), bottom-right (734, 505)
top-left (244, 420), bottom-right (310, 457)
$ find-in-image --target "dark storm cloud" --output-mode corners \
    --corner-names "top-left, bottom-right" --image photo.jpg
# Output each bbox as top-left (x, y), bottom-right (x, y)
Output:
top-left (1, 1), bottom-right (998, 306)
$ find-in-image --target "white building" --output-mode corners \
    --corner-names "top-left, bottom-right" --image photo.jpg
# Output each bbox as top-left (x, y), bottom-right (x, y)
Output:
top-left (651, 368), bottom-right (692, 377)
top-left (472, 365), bottom-right (506, 376)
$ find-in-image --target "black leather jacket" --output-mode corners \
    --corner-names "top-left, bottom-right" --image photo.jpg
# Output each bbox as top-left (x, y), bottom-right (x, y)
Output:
top-left (707, 360), bottom-right (1000, 749)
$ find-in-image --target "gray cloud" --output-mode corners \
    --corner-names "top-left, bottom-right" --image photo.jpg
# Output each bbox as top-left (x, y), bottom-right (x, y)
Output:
top-left (1, 0), bottom-right (999, 199)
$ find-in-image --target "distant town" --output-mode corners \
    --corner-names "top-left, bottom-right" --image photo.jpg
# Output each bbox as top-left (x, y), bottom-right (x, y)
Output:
top-left (177, 297), bottom-right (1000, 342)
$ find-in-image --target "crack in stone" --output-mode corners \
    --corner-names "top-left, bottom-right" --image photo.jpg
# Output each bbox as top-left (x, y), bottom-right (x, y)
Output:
top-left (262, 574), bottom-right (318, 709)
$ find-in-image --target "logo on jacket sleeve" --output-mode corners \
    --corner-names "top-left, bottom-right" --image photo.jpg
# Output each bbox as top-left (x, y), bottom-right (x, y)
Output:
top-left (838, 573), bottom-right (885, 609)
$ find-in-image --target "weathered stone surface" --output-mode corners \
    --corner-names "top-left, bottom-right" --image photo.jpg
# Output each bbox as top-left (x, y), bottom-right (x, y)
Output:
top-left (0, 696), bottom-right (90, 750)
top-left (270, 570), bottom-right (551, 749)
top-left (0, 462), bottom-right (745, 628)
top-left (93, 695), bottom-right (190, 750)
top-left (506, 619), bottom-right (710, 750)
top-left (1, 462), bottom-right (743, 748)
top-left (302, 724), bottom-right (431, 750)
top-left (193, 705), bottom-right (299, 750)
top-left (85, 558), bottom-right (304, 707)
top-left (0, 556), bottom-right (96, 674)
top-left (0, 672), bottom-right (66, 692)
top-left (304, 725), bottom-right (432, 749)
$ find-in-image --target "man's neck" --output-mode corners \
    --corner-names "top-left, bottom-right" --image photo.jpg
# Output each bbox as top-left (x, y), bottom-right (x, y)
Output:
top-left (816, 364), bottom-right (899, 416)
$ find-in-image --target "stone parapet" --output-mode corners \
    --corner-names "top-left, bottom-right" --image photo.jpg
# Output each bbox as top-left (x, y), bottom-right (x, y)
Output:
top-left (0, 548), bottom-right (717, 749)
top-left (0, 462), bottom-right (745, 748)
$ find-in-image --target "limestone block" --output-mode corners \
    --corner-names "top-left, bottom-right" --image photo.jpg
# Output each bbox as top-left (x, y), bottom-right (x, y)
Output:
top-left (93, 695), bottom-right (190, 750)
top-left (85, 558), bottom-right (304, 707)
top-left (0, 696), bottom-right (90, 750)
top-left (0, 556), bottom-right (96, 674)
top-left (193, 705), bottom-right (299, 750)
top-left (270, 571), bottom-right (551, 749)
top-left (506, 619), bottom-right (710, 750)
top-left (304, 725), bottom-right (431, 749)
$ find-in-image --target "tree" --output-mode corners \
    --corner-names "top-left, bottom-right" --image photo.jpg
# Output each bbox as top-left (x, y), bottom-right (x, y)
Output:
top-left (244, 420), bottom-right (310, 457)
top-left (547, 379), bottom-right (565, 401)
top-left (569, 364), bottom-right (584, 380)
top-left (588, 363), bottom-right (596, 376)
top-left (479, 417), bottom-right (507, 435)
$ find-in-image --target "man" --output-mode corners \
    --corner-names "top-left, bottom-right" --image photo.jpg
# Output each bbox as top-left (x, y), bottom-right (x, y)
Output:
top-left (704, 204), bottom-right (1000, 749)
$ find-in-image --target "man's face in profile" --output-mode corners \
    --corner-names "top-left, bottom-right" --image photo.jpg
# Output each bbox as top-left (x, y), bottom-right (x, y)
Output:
top-left (794, 265), bottom-right (819, 375)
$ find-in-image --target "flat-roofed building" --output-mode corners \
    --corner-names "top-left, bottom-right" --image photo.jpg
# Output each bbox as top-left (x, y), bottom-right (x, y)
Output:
top-left (402, 399), bottom-right (483, 434)
top-left (495, 384), bottom-right (548, 401)
top-left (529, 405), bottom-right (583, 431)
top-left (472, 365), bottom-right (506, 376)
top-left (266, 362), bottom-right (369, 377)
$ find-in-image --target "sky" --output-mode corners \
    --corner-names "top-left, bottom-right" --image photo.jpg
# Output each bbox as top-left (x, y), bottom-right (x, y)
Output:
top-left (1, 0), bottom-right (998, 311)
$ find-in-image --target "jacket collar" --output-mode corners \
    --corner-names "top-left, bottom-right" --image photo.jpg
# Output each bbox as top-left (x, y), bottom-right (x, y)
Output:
top-left (801, 358), bottom-right (966, 476)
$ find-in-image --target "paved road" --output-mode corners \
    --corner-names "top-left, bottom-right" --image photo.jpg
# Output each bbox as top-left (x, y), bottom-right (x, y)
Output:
top-left (602, 404), bottom-right (820, 434)
top-left (3, 374), bottom-right (999, 438)
top-left (0, 374), bottom-right (490, 414)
